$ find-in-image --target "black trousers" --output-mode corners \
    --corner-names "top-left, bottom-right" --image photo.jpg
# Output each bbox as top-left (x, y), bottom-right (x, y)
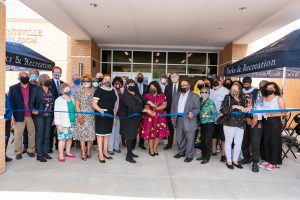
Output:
top-left (166, 116), bottom-right (174, 147)
top-left (49, 125), bottom-right (58, 150)
top-left (126, 139), bottom-right (135, 158)
top-left (242, 121), bottom-right (263, 163)
top-left (200, 123), bottom-right (215, 160)
top-left (23, 127), bottom-right (28, 149)
top-left (5, 120), bottom-right (11, 149)
top-left (33, 116), bottom-right (52, 156)
top-left (262, 117), bottom-right (282, 165)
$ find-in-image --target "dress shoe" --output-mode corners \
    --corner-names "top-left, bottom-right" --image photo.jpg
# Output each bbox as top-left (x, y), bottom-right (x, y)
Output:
top-left (114, 149), bottom-right (121, 153)
top-left (163, 145), bottom-right (172, 150)
top-left (22, 149), bottom-right (27, 154)
top-left (149, 150), bottom-right (155, 157)
top-left (131, 153), bottom-right (139, 158)
top-left (44, 154), bottom-right (52, 160)
top-left (27, 152), bottom-right (35, 157)
top-left (37, 156), bottom-right (47, 162)
top-left (108, 151), bottom-right (115, 155)
top-left (211, 152), bottom-right (217, 156)
top-left (226, 163), bottom-right (234, 169)
top-left (139, 145), bottom-right (146, 150)
top-left (220, 155), bottom-right (226, 162)
top-left (196, 156), bottom-right (204, 161)
top-left (239, 159), bottom-right (251, 165)
top-left (154, 152), bottom-right (159, 156)
top-left (126, 156), bottom-right (136, 163)
top-left (252, 162), bottom-right (259, 173)
top-left (65, 153), bottom-right (76, 158)
top-left (184, 157), bottom-right (193, 162)
top-left (58, 157), bottom-right (65, 162)
top-left (48, 149), bottom-right (53, 154)
top-left (16, 154), bottom-right (22, 160)
top-left (174, 153), bottom-right (185, 159)
top-left (201, 159), bottom-right (209, 164)
top-left (5, 156), bottom-right (12, 162)
top-left (99, 159), bottom-right (105, 163)
top-left (233, 162), bottom-right (243, 169)
top-left (104, 155), bottom-right (113, 160)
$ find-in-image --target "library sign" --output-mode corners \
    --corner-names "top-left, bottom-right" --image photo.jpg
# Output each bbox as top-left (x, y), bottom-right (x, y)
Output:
top-left (6, 29), bottom-right (43, 44)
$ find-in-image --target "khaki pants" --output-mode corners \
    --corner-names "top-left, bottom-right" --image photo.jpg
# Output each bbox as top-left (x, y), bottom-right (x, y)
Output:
top-left (14, 117), bottom-right (35, 155)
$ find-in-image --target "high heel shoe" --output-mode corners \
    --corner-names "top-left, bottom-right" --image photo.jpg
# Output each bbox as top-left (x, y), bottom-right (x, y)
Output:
top-left (81, 153), bottom-right (87, 161)
top-left (99, 159), bottom-right (105, 163)
top-left (104, 154), bottom-right (113, 160)
top-left (149, 149), bottom-right (155, 157)
top-left (154, 151), bottom-right (159, 156)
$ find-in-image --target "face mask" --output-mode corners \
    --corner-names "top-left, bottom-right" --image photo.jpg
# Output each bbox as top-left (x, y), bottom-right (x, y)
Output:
top-left (150, 89), bottom-right (157, 95)
top-left (201, 93), bottom-right (209, 99)
top-left (161, 78), bottom-right (167, 84)
top-left (264, 90), bottom-right (275, 96)
top-left (197, 84), bottom-right (204, 90)
top-left (212, 81), bottom-right (219, 87)
top-left (114, 84), bottom-right (121, 89)
top-left (244, 86), bottom-right (251, 91)
top-left (171, 77), bottom-right (179, 83)
top-left (103, 81), bottom-right (111, 87)
top-left (137, 77), bottom-right (144, 83)
top-left (223, 83), bottom-right (232, 90)
top-left (64, 91), bottom-right (71, 97)
top-left (92, 82), bottom-right (99, 88)
top-left (128, 85), bottom-right (135, 92)
top-left (30, 74), bottom-right (38, 81)
top-left (20, 76), bottom-right (30, 84)
top-left (73, 79), bottom-right (81, 85)
top-left (98, 77), bottom-right (103, 82)
top-left (231, 91), bottom-right (238, 97)
top-left (181, 87), bottom-right (188, 93)
top-left (83, 82), bottom-right (91, 88)
top-left (52, 72), bottom-right (61, 79)
top-left (44, 80), bottom-right (51, 87)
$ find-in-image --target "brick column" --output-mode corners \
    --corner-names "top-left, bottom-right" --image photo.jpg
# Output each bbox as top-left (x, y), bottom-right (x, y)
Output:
top-left (0, 0), bottom-right (6, 174)
top-left (219, 43), bottom-right (248, 77)
top-left (67, 38), bottom-right (100, 83)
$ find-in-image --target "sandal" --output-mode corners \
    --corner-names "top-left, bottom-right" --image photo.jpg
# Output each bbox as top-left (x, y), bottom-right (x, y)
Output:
top-left (81, 153), bottom-right (87, 161)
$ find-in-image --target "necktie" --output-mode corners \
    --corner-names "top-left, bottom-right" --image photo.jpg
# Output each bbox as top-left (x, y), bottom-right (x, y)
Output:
top-left (57, 80), bottom-right (60, 91)
top-left (139, 84), bottom-right (142, 95)
top-left (173, 84), bottom-right (176, 95)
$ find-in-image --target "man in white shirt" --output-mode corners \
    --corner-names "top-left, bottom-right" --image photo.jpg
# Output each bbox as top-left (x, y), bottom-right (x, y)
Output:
top-left (159, 75), bottom-right (168, 93)
top-left (210, 76), bottom-right (229, 162)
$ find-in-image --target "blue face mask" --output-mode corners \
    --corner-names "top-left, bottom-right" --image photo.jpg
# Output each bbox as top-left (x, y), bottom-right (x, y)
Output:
top-left (73, 79), bottom-right (81, 85)
top-left (30, 74), bottom-right (38, 81)
top-left (64, 91), bottom-right (71, 97)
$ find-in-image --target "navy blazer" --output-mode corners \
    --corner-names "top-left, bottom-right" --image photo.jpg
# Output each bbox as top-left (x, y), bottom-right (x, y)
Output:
top-left (51, 78), bottom-right (64, 99)
top-left (8, 83), bottom-right (38, 122)
top-left (134, 83), bottom-right (148, 96)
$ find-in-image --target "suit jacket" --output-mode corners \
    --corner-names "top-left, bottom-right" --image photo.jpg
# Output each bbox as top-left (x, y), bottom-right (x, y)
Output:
top-left (170, 91), bottom-right (200, 132)
top-left (135, 83), bottom-right (148, 96)
top-left (164, 83), bottom-right (182, 113)
top-left (8, 83), bottom-right (38, 122)
top-left (51, 78), bottom-right (64, 99)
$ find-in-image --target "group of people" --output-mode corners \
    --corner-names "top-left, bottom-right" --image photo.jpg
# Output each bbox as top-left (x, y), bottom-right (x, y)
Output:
top-left (4, 67), bottom-right (287, 172)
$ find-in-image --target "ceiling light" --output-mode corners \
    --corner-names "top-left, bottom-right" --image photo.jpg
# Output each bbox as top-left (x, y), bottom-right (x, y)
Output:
top-left (129, 58), bottom-right (132, 62)
top-left (188, 53), bottom-right (192, 57)
top-left (105, 25), bottom-right (111, 29)
top-left (181, 60), bottom-right (186, 64)
top-left (124, 51), bottom-right (129, 56)
top-left (156, 52), bottom-right (160, 57)
top-left (89, 3), bottom-right (98, 7)
top-left (155, 59), bottom-right (159, 63)
top-left (217, 27), bottom-right (224, 31)
top-left (238, 7), bottom-right (247, 11)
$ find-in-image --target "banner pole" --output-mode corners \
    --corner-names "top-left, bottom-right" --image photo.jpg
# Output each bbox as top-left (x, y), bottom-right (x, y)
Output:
top-left (282, 67), bottom-right (286, 96)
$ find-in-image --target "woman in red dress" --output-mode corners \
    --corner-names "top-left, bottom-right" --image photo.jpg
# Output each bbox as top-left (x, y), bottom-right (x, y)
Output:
top-left (139, 81), bottom-right (170, 156)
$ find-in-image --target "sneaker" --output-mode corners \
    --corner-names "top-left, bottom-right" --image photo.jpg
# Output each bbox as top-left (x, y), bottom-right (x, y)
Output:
top-left (266, 164), bottom-right (277, 171)
top-left (259, 162), bottom-right (270, 169)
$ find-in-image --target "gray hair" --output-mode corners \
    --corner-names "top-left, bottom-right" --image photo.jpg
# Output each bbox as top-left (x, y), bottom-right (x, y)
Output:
top-left (200, 87), bottom-right (210, 95)
top-left (37, 74), bottom-right (50, 87)
top-left (29, 69), bottom-right (40, 76)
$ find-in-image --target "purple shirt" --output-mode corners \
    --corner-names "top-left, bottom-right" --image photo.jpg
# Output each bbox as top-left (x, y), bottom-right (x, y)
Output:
top-left (20, 84), bottom-right (31, 117)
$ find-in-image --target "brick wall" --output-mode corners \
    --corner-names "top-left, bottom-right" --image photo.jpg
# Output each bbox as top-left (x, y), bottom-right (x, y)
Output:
top-left (0, 1), bottom-right (6, 174)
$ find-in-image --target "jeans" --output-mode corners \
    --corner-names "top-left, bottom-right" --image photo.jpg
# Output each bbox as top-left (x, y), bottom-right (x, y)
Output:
top-left (33, 116), bottom-right (53, 156)
top-left (109, 119), bottom-right (121, 151)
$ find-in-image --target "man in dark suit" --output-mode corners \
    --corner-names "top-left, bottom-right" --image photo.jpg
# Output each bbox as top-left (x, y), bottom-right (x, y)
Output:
top-left (49, 66), bottom-right (64, 153)
top-left (164, 72), bottom-right (181, 150)
top-left (134, 72), bottom-right (148, 149)
top-left (8, 72), bottom-right (39, 160)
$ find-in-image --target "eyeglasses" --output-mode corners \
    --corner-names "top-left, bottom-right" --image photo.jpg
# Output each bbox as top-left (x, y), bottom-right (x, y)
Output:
top-left (200, 92), bottom-right (208, 94)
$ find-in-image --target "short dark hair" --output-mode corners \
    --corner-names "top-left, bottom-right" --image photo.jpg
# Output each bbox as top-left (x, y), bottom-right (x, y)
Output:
top-left (170, 72), bottom-right (178, 76)
top-left (52, 66), bottom-right (62, 72)
top-left (181, 79), bottom-right (190, 85)
top-left (261, 82), bottom-right (281, 96)
top-left (242, 77), bottom-right (252, 84)
top-left (125, 79), bottom-right (136, 88)
top-left (148, 81), bottom-right (162, 94)
top-left (112, 76), bottom-right (124, 86)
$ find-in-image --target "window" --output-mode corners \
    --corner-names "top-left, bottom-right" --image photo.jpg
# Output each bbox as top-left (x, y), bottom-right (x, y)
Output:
top-left (113, 63), bottom-right (131, 72)
top-left (102, 63), bottom-right (112, 75)
top-left (101, 50), bottom-right (111, 62)
top-left (187, 65), bottom-right (206, 74)
top-left (153, 65), bottom-right (166, 78)
top-left (168, 52), bottom-right (186, 64)
top-left (133, 64), bottom-right (151, 73)
top-left (167, 65), bottom-right (186, 74)
top-left (133, 51), bottom-right (151, 63)
top-left (208, 53), bottom-right (218, 65)
top-left (153, 52), bottom-right (166, 64)
top-left (187, 53), bottom-right (206, 65)
top-left (113, 51), bottom-right (132, 63)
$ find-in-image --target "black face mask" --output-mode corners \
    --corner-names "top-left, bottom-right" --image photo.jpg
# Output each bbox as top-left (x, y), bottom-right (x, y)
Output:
top-left (150, 89), bottom-right (157, 95)
top-left (197, 84), bottom-right (204, 90)
top-left (212, 81), bottom-right (219, 87)
top-left (20, 76), bottom-right (30, 84)
top-left (223, 83), bottom-right (232, 90)
top-left (137, 77), bottom-right (144, 83)
top-left (98, 78), bottom-right (103, 82)
top-left (181, 87), bottom-right (188, 93)
top-left (128, 85), bottom-right (135, 92)
top-left (44, 80), bottom-right (51, 87)
top-left (264, 90), bottom-right (275, 97)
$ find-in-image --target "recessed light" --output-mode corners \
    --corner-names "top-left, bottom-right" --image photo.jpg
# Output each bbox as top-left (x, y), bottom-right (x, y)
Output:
top-left (155, 59), bottom-right (159, 63)
top-left (129, 58), bottom-right (132, 62)
top-left (188, 53), bottom-right (192, 57)
top-left (181, 60), bottom-right (186, 64)
top-left (124, 51), bottom-right (129, 56)
top-left (89, 3), bottom-right (98, 8)
top-left (217, 27), bottom-right (224, 31)
top-left (156, 52), bottom-right (160, 57)
top-left (238, 7), bottom-right (247, 11)
top-left (105, 25), bottom-right (111, 29)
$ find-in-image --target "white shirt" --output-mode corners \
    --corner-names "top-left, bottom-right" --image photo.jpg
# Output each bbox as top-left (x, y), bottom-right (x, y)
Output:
top-left (172, 83), bottom-right (179, 95)
top-left (137, 82), bottom-right (144, 95)
top-left (210, 86), bottom-right (229, 116)
top-left (160, 83), bottom-right (167, 93)
top-left (177, 90), bottom-right (189, 113)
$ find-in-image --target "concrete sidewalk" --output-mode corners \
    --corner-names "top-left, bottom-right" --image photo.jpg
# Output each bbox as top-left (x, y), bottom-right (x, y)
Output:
top-left (0, 144), bottom-right (300, 199)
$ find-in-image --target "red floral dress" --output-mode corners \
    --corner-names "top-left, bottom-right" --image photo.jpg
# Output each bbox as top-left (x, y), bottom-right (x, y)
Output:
top-left (139, 93), bottom-right (170, 140)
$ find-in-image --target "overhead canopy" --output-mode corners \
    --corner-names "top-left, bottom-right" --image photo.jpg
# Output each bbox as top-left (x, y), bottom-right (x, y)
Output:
top-left (6, 38), bottom-right (55, 71)
top-left (224, 29), bottom-right (300, 78)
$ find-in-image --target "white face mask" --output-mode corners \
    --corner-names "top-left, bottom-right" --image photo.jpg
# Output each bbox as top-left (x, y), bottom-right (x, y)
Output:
top-left (201, 93), bottom-right (209, 99)
top-left (161, 78), bottom-right (167, 84)
top-left (83, 82), bottom-right (91, 87)
top-left (92, 82), bottom-right (99, 88)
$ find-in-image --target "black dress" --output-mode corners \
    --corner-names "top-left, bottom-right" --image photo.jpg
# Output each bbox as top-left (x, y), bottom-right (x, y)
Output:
top-left (93, 87), bottom-right (117, 135)
top-left (120, 90), bottom-right (148, 140)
